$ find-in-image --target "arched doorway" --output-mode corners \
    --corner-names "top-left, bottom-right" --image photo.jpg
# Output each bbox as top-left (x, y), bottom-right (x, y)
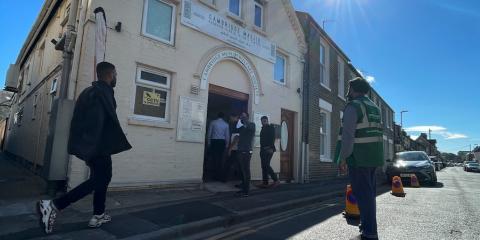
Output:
top-left (200, 49), bottom-right (261, 183)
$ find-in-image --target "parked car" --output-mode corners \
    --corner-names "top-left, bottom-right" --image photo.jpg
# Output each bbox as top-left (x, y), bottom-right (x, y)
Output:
top-left (386, 151), bottom-right (437, 185)
top-left (464, 162), bottom-right (480, 172)
top-left (464, 161), bottom-right (477, 171)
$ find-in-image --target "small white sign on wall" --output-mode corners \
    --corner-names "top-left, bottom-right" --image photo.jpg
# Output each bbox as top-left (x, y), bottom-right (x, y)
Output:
top-left (176, 96), bottom-right (207, 143)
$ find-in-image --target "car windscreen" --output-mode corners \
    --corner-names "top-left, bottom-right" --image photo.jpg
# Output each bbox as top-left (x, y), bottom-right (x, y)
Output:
top-left (468, 163), bottom-right (479, 166)
top-left (396, 152), bottom-right (430, 161)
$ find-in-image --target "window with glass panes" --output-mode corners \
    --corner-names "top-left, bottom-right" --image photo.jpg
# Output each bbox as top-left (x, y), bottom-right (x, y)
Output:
top-left (320, 43), bottom-right (327, 87)
top-left (274, 53), bottom-right (286, 84)
top-left (143, 0), bottom-right (175, 44)
top-left (254, 0), bottom-right (263, 28)
top-left (134, 67), bottom-right (170, 120)
top-left (229, 0), bottom-right (241, 16)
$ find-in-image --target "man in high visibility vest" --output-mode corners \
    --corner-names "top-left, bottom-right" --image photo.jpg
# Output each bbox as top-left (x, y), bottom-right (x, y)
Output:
top-left (335, 77), bottom-right (384, 240)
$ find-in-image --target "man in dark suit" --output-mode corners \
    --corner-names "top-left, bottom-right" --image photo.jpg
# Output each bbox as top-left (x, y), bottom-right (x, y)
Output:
top-left (37, 62), bottom-right (132, 234)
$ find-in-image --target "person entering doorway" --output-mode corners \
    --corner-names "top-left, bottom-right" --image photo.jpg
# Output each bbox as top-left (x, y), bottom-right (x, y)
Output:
top-left (207, 112), bottom-right (230, 181)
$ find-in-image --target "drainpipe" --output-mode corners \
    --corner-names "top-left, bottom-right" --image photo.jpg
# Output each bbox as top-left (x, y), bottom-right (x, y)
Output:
top-left (43, 0), bottom-right (80, 195)
top-left (68, 0), bottom-right (89, 100)
top-left (300, 21), bottom-right (311, 183)
top-left (59, 0), bottom-right (80, 99)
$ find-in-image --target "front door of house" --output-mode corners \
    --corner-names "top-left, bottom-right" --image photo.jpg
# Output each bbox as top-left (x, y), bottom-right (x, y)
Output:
top-left (280, 109), bottom-right (295, 181)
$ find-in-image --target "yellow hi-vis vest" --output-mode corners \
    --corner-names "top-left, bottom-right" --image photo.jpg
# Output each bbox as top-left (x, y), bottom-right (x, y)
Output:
top-left (334, 96), bottom-right (384, 167)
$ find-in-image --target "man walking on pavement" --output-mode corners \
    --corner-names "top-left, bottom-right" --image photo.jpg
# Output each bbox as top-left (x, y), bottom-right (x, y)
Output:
top-left (207, 112), bottom-right (230, 181)
top-left (258, 116), bottom-right (280, 188)
top-left (236, 112), bottom-right (256, 197)
top-left (37, 62), bottom-right (132, 234)
top-left (335, 77), bottom-right (384, 240)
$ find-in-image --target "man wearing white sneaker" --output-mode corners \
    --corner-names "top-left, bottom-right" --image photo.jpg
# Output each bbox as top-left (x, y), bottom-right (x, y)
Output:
top-left (37, 62), bottom-right (132, 234)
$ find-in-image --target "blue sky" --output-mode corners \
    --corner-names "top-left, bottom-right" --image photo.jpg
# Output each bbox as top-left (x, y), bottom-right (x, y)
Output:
top-left (0, 1), bottom-right (478, 153)
top-left (292, 0), bottom-right (480, 153)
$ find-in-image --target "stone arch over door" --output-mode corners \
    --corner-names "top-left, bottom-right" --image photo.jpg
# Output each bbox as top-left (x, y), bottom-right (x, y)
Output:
top-left (198, 47), bottom-right (261, 105)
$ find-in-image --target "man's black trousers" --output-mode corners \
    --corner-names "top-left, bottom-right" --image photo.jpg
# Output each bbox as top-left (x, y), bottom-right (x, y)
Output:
top-left (210, 139), bottom-right (226, 180)
top-left (53, 156), bottom-right (112, 215)
top-left (260, 149), bottom-right (278, 184)
top-left (238, 151), bottom-right (252, 194)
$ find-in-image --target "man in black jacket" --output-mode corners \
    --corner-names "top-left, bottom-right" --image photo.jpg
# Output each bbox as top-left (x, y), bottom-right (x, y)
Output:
top-left (259, 116), bottom-right (279, 188)
top-left (37, 62), bottom-right (132, 234)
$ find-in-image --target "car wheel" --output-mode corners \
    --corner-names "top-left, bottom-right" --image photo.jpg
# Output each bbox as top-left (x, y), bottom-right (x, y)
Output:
top-left (430, 174), bottom-right (437, 186)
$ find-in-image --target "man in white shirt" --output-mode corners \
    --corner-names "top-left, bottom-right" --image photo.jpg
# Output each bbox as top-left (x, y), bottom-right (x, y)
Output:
top-left (208, 112), bottom-right (230, 181)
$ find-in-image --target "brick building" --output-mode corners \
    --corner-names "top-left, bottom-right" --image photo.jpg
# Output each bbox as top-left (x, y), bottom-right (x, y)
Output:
top-left (296, 12), bottom-right (395, 181)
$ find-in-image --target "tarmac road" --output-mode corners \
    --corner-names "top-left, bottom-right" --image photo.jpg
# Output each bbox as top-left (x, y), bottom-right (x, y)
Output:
top-left (202, 167), bottom-right (480, 240)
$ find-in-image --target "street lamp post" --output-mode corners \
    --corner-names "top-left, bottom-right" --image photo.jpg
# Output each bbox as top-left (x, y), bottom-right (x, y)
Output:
top-left (400, 110), bottom-right (408, 129)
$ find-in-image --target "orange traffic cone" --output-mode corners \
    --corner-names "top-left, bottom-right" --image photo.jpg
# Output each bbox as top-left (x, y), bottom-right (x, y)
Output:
top-left (391, 176), bottom-right (406, 197)
top-left (343, 184), bottom-right (360, 218)
top-left (410, 175), bottom-right (420, 188)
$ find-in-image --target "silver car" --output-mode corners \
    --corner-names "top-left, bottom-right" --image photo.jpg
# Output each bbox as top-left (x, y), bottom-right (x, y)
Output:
top-left (386, 151), bottom-right (438, 185)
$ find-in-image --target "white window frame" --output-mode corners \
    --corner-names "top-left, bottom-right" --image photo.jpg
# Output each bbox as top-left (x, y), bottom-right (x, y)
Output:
top-left (229, 0), bottom-right (242, 17)
top-left (142, 0), bottom-right (176, 45)
top-left (337, 58), bottom-right (345, 100)
top-left (133, 66), bottom-right (171, 122)
top-left (254, 0), bottom-right (263, 28)
top-left (273, 52), bottom-right (287, 86)
top-left (319, 43), bottom-right (330, 90)
top-left (320, 108), bottom-right (332, 162)
top-left (50, 78), bottom-right (58, 94)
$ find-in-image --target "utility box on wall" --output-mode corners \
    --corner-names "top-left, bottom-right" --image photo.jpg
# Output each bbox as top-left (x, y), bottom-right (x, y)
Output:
top-left (43, 98), bottom-right (74, 181)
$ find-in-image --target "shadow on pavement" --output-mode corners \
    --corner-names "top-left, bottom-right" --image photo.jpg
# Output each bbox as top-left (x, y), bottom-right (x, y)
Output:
top-left (236, 184), bottom-right (391, 240)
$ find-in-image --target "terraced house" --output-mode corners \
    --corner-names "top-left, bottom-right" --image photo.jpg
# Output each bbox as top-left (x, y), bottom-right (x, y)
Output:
top-left (296, 12), bottom-right (395, 181)
top-left (4, 0), bottom-right (307, 190)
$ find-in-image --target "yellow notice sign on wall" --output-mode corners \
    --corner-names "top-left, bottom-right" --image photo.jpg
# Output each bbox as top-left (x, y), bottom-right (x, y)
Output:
top-left (143, 91), bottom-right (161, 107)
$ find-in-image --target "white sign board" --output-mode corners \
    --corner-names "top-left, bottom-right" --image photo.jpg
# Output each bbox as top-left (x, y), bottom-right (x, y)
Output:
top-left (177, 96), bottom-right (207, 142)
top-left (181, 0), bottom-right (276, 63)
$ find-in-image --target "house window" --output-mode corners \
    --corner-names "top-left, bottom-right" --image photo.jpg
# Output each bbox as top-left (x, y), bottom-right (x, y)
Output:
top-left (274, 52), bottom-right (286, 84)
top-left (382, 106), bottom-right (386, 125)
top-left (320, 110), bottom-right (331, 161)
top-left (133, 67), bottom-right (171, 120)
top-left (50, 79), bottom-right (58, 94)
top-left (17, 71), bottom-right (24, 95)
top-left (319, 43), bottom-right (329, 88)
top-left (32, 94), bottom-right (38, 120)
top-left (15, 108), bottom-right (24, 126)
top-left (142, 0), bottom-right (176, 45)
top-left (24, 64), bottom-right (31, 87)
top-left (337, 59), bottom-right (345, 99)
top-left (229, 0), bottom-right (241, 16)
top-left (254, 0), bottom-right (263, 28)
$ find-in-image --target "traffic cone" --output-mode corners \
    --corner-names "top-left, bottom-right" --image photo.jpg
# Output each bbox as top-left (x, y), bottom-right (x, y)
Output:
top-left (391, 176), bottom-right (406, 197)
top-left (410, 175), bottom-right (420, 188)
top-left (343, 184), bottom-right (360, 218)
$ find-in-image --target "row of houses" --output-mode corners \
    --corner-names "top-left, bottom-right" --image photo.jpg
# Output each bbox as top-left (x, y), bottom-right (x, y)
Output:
top-left (3, 0), bottom-right (395, 191)
top-left (394, 124), bottom-right (441, 160)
